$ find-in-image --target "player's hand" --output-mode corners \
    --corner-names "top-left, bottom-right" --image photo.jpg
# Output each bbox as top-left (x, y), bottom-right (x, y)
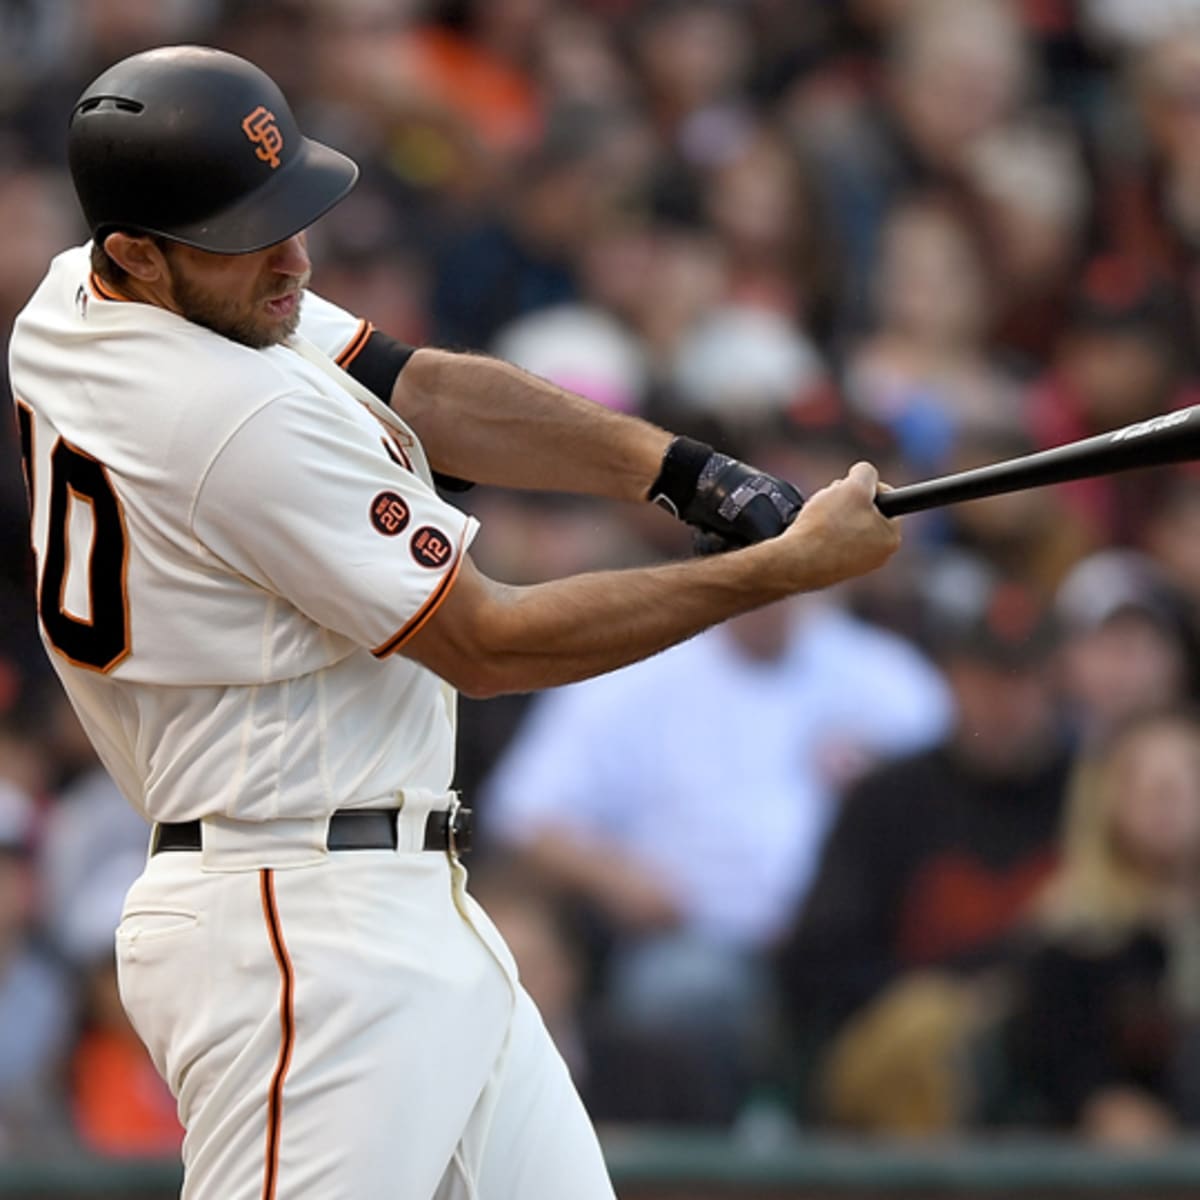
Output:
top-left (776, 461), bottom-right (900, 591)
top-left (648, 436), bottom-right (804, 552)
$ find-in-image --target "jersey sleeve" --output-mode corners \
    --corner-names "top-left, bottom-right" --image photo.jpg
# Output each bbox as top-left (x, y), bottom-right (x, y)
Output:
top-left (297, 290), bottom-right (371, 364)
top-left (191, 390), bottom-right (477, 657)
top-left (299, 290), bottom-right (416, 403)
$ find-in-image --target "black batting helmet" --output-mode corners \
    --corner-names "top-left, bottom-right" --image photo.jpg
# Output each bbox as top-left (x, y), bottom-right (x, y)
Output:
top-left (68, 45), bottom-right (358, 254)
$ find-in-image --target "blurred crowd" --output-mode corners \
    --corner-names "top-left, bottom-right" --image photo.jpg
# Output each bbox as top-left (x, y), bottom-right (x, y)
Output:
top-left (7, 0), bottom-right (1200, 1161)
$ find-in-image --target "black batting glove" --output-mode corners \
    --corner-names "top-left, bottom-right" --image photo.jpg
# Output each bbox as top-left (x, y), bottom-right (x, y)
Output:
top-left (647, 436), bottom-right (804, 553)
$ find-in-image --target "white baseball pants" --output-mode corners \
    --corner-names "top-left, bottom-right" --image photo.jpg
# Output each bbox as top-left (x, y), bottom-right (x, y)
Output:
top-left (114, 806), bottom-right (615, 1199)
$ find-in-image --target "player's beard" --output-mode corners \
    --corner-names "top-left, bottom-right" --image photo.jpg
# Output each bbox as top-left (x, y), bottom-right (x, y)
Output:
top-left (166, 263), bottom-right (307, 349)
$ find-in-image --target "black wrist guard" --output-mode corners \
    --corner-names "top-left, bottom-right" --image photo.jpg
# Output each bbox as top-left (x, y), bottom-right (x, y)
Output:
top-left (647, 436), bottom-right (714, 520)
top-left (648, 436), bottom-right (804, 551)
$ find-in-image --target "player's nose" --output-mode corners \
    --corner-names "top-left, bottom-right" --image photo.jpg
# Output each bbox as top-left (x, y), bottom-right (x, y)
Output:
top-left (268, 234), bottom-right (310, 278)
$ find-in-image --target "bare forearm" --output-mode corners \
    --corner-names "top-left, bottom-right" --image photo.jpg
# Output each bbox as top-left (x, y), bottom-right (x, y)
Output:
top-left (404, 462), bottom-right (901, 697)
top-left (393, 348), bottom-right (671, 499)
top-left (485, 548), bottom-right (790, 690)
top-left (414, 537), bottom-right (800, 698)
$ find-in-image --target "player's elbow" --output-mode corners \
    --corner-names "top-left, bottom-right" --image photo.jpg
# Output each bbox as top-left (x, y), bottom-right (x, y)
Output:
top-left (443, 656), bottom-right (513, 701)
top-left (402, 626), bottom-right (503, 698)
top-left (433, 616), bottom-right (541, 699)
top-left (421, 646), bottom-right (532, 700)
top-left (402, 570), bottom-right (535, 699)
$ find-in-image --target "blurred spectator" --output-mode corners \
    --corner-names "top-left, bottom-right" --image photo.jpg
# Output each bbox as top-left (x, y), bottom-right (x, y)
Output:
top-left (537, 7), bottom-right (636, 112)
top-left (1085, 1), bottom-right (1200, 53)
top-left (469, 862), bottom-right (728, 1125)
top-left (793, 0), bottom-right (1032, 331)
top-left (0, 168), bottom-right (81, 330)
top-left (1146, 476), bottom-right (1200, 619)
top-left (775, 564), bottom-right (1071, 1126)
top-left (1, 1), bottom-right (216, 163)
top-left (701, 124), bottom-right (834, 330)
top-left (73, 0), bottom-right (218, 65)
top-left (214, 0), bottom-right (323, 104)
top-left (0, 2), bottom-right (73, 127)
top-left (491, 304), bottom-right (649, 414)
top-left (669, 305), bottom-right (831, 430)
top-left (845, 192), bottom-right (1022, 472)
top-left (401, 0), bottom-right (547, 155)
top-left (59, 853), bottom-right (182, 1157)
top-left (1055, 549), bottom-right (1198, 748)
top-left (0, 783), bottom-right (73, 1153)
top-left (306, 0), bottom-right (539, 187)
top-left (430, 118), bottom-right (615, 348)
top-left (1026, 255), bottom-right (1198, 544)
top-left (1106, 28), bottom-right (1200, 349)
top-left (629, 0), bottom-right (755, 160)
top-left (0, 701), bottom-right (50, 798)
top-left (1008, 707), bottom-right (1200, 1144)
top-left (0, 167), bottom-right (82, 680)
top-left (483, 555), bottom-right (950, 1119)
top-left (41, 766), bottom-right (151, 964)
top-left (619, 220), bottom-right (728, 369)
top-left (882, 0), bottom-right (1033, 172)
top-left (307, 178), bottom-right (434, 349)
top-left (936, 427), bottom-right (1097, 595)
top-left (965, 116), bottom-right (1091, 368)
top-left (453, 487), bottom-right (649, 806)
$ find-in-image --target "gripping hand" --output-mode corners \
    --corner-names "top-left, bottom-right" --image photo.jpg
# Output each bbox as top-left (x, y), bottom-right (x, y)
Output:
top-left (648, 436), bottom-right (804, 553)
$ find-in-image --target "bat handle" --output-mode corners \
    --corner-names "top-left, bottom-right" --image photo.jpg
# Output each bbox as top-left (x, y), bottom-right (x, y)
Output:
top-left (874, 484), bottom-right (938, 518)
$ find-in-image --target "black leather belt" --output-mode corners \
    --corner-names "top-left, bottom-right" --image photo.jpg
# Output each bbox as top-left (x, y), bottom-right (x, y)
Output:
top-left (150, 806), bottom-right (472, 856)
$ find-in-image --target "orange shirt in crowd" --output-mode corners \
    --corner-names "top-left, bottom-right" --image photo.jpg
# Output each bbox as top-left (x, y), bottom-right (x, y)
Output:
top-left (71, 1030), bottom-right (183, 1157)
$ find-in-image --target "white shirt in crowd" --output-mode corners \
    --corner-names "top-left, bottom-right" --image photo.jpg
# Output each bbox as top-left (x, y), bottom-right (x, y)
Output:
top-left (484, 600), bottom-right (952, 948)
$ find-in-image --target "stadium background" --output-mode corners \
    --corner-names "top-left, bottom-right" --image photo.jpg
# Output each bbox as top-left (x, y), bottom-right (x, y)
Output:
top-left (7, 0), bottom-right (1200, 1195)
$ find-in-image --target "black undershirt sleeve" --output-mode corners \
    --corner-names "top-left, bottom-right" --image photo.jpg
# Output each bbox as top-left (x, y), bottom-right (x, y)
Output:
top-left (342, 328), bottom-right (415, 404)
top-left (343, 330), bottom-right (474, 493)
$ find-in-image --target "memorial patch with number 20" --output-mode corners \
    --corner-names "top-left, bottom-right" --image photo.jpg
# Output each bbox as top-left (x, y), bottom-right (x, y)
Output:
top-left (370, 491), bottom-right (410, 536)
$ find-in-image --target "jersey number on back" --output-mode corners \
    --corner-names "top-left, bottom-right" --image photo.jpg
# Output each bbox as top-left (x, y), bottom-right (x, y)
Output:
top-left (16, 401), bottom-right (130, 673)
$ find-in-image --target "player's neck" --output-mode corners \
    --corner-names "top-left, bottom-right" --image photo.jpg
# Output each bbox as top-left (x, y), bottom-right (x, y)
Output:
top-left (117, 273), bottom-right (184, 317)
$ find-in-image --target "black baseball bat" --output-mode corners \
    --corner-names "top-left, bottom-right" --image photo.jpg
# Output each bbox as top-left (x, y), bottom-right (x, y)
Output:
top-left (874, 406), bottom-right (1200, 518)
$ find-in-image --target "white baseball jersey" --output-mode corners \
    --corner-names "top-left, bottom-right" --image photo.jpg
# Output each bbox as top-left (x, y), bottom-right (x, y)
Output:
top-left (9, 244), bottom-right (478, 824)
top-left (13, 246), bottom-right (616, 1200)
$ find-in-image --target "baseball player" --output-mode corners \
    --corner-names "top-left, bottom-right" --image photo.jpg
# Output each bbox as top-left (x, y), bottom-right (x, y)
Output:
top-left (8, 46), bottom-right (899, 1200)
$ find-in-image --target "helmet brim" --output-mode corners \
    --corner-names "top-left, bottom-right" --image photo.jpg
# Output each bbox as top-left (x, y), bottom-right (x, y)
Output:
top-left (155, 136), bottom-right (359, 254)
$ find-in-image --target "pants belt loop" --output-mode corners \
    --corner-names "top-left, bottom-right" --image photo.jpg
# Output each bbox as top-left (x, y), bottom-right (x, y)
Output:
top-left (395, 787), bottom-right (442, 852)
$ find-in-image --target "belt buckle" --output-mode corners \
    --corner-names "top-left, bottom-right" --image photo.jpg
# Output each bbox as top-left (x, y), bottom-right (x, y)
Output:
top-left (446, 794), bottom-right (473, 857)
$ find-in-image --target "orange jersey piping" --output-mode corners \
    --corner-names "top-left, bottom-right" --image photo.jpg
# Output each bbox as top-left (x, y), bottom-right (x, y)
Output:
top-left (371, 530), bottom-right (468, 658)
top-left (88, 272), bottom-right (130, 303)
top-left (335, 319), bottom-right (373, 369)
top-left (259, 869), bottom-right (295, 1200)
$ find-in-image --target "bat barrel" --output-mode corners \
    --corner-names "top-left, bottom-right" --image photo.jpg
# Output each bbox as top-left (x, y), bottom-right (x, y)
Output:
top-left (875, 407), bottom-right (1200, 518)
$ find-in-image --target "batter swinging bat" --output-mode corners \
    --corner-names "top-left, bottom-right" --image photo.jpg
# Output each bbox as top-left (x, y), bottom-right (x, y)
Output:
top-left (874, 407), bottom-right (1200, 518)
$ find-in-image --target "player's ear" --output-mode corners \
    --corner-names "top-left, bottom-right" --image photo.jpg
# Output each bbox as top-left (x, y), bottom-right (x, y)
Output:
top-left (103, 231), bottom-right (169, 283)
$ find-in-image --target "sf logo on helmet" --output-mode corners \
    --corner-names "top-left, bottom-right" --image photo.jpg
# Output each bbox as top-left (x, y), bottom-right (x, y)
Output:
top-left (241, 105), bottom-right (283, 169)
